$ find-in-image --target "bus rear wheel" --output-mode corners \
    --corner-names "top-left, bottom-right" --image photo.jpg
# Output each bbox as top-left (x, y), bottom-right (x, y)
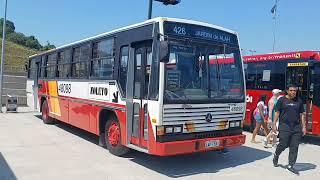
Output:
top-left (105, 118), bottom-right (129, 156)
top-left (41, 101), bottom-right (55, 124)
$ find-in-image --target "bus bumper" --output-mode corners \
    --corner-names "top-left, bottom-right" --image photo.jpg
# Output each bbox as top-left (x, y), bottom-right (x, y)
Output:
top-left (154, 134), bottom-right (246, 156)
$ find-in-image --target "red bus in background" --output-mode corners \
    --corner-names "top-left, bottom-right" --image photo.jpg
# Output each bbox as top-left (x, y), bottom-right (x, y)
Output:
top-left (243, 51), bottom-right (320, 136)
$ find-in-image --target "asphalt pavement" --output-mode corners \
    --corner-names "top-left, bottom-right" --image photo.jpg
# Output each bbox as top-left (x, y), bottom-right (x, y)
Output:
top-left (0, 112), bottom-right (319, 180)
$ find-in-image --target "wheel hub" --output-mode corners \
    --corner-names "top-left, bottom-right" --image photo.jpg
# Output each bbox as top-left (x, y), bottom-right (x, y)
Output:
top-left (108, 122), bottom-right (120, 147)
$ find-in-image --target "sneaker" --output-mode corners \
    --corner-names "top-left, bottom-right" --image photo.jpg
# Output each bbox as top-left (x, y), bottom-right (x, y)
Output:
top-left (273, 154), bottom-right (279, 167)
top-left (219, 148), bottom-right (229, 155)
top-left (287, 165), bottom-right (299, 175)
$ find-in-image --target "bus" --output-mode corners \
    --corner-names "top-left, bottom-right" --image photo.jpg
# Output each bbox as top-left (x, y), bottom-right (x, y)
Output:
top-left (243, 51), bottom-right (320, 136)
top-left (26, 17), bottom-right (246, 156)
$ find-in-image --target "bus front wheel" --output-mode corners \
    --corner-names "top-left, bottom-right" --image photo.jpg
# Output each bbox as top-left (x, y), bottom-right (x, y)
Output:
top-left (105, 118), bottom-right (129, 156)
top-left (41, 101), bottom-right (55, 124)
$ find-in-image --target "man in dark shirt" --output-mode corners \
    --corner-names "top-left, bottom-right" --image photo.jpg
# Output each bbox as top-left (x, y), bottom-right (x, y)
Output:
top-left (272, 84), bottom-right (306, 175)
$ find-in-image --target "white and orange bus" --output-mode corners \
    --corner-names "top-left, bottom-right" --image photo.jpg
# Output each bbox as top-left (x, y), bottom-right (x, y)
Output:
top-left (26, 17), bottom-right (246, 156)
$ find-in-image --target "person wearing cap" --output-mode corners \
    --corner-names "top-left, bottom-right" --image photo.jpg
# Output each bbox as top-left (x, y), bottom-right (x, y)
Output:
top-left (264, 89), bottom-right (282, 148)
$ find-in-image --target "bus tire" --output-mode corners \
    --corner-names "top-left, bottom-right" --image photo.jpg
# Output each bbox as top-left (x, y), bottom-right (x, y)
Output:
top-left (105, 117), bottom-right (129, 156)
top-left (41, 101), bottom-right (55, 124)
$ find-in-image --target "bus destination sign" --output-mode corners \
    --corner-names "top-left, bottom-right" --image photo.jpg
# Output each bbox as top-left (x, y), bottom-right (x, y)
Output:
top-left (164, 21), bottom-right (238, 45)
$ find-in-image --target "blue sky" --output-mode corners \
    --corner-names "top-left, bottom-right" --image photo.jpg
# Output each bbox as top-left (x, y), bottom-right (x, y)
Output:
top-left (0, 0), bottom-right (319, 55)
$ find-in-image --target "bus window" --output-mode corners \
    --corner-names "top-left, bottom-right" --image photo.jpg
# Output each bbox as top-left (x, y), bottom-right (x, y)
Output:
top-left (134, 49), bottom-right (142, 98)
top-left (40, 56), bottom-right (47, 78)
top-left (209, 45), bottom-right (243, 98)
top-left (119, 46), bottom-right (129, 97)
top-left (46, 53), bottom-right (57, 79)
top-left (145, 47), bottom-right (152, 98)
top-left (245, 61), bottom-right (286, 90)
top-left (57, 49), bottom-right (71, 78)
top-left (72, 44), bottom-right (89, 78)
top-left (91, 38), bottom-right (115, 79)
top-left (28, 58), bottom-right (37, 79)
top-left (311, 64), bottom-right (320, 107)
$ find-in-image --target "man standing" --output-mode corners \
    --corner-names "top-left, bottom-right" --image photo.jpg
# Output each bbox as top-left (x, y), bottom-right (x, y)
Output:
top-left (272, 84), bottom-right (306, 175)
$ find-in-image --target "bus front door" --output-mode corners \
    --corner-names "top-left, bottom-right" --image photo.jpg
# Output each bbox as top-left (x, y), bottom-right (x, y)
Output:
top-left (309, 63), bottom-right (320, 135)
top-left (286, 63), bottom-right (312, 133)
top-left (126, 42), bottom-right (152, 150)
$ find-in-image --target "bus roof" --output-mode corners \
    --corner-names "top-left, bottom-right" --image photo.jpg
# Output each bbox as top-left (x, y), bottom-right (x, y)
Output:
top-left (243, 51), bottom-right (320, 63)
top-left (29, 17), bottom-right (237, 58)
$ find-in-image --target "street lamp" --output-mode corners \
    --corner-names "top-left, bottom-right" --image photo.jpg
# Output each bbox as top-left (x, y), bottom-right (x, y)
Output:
top-left (248, 49), bottom-right (257, 55)
top-left (241, 49), bottom-right (256, 56)
top-left (0, 0), bottom-right (8, 113)
top-left (148, 0), bottom-right (181, 19)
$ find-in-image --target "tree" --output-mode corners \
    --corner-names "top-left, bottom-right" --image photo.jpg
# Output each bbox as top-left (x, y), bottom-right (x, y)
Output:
top-left (7, 32), bottom-right (27, 46)
top-left (1, 19), bottom-right (56, 50)
top-left (0, 18), bottom-right (15, 36)
top-left (41, 41), bottom-right (56, 51)
top-left (25, 36), bottom-right (42, 50)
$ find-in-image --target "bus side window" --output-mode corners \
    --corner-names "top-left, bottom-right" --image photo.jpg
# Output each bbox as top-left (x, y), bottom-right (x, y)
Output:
top-left (47, 53), bottom-right (57, 79)
top-left (119, 46), bottom-right (129, 97)
top-left (72, 45), bottom-right (89, 79)
top-left (57, 50), bottom-right (71, 78)
top-left (312, 65), bottom-right (320, 107)
top-left (91, 38), bottom-right (115, 79)
top-left (145, 47), bottom-right (152, 98)
top-left (245, 63), bottom-right (256, 89)
top-left (41, 55), bottom-right (48, 78)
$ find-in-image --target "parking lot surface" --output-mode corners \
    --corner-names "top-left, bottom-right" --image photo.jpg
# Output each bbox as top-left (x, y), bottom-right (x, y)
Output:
top-left (0, 112), bottom-right (319, 180)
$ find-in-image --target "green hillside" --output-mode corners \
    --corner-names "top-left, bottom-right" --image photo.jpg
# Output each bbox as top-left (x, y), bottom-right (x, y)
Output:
top-left (0, 38), bottom-right (38, 72)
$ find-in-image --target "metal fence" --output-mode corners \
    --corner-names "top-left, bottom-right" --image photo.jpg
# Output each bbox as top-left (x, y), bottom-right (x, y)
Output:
top-left (1, 66), bottom-right (27, 106)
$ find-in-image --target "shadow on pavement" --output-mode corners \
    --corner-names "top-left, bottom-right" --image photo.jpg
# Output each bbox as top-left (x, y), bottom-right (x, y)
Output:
top-left (294, 163), bottom-right (317, 171)
top-left (34, 115), bottom-right (273, 178)
top-left (127, 146), bottom-right (272, 178)
top-left (34, 115), bottom-right (42, 120)
top-left (0, 152), bottom-right (17, 180)
top-left (34, 115), bottom-right (99, 146)
top-left (277, 162), bottom-right (316, 174)
top-left (56, 122), bottom-right (100, 145)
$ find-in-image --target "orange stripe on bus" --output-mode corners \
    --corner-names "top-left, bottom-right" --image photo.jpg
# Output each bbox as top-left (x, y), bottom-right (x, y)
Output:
top-left (48, 81), bottom-right (61, 116)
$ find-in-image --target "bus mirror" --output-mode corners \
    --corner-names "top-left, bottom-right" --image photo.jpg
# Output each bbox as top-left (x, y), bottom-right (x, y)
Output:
top-left (159, 41), bottom-right (169, 63)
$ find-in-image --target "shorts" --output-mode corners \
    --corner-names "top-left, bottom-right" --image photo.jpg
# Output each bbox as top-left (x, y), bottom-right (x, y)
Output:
top-left (254, 113), bottom-right (263, 123)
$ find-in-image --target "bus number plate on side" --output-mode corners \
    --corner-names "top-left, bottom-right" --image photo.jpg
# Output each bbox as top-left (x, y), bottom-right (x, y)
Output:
top-left (205, 140), bottom-right (220, 148)
top-left (229, 104), bottom-right (244, 113)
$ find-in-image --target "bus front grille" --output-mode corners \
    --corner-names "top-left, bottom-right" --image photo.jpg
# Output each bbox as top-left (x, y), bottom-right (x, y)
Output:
top-left (163, 103), bottom-right (244, 133)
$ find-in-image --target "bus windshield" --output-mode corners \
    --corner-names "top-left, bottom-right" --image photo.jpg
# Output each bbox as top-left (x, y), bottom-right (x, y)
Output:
top-left (164, 41), bottom-right (244, 103)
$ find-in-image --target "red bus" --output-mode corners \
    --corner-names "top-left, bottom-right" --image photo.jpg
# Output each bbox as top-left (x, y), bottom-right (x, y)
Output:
top-left (243, 51), bottom-right (320, 136)
top-left (26, 17), bottom-right (246, 156)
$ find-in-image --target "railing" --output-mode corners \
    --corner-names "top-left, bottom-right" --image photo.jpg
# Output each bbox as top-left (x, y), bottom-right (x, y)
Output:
top-left (4, 65), bottom-right (26, 73)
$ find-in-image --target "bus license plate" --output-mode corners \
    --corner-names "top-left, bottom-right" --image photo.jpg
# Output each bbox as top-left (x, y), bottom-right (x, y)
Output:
top-left (230, 104), bottom-right (244, 113)
top-left (205, 140), bottom-right (220, 148)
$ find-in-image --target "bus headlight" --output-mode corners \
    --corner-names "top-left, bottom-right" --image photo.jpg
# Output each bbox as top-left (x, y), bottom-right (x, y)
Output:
top-left (174, 126), bottom-right (182, 133)
top-left (229, 121), bottom-right (236, 128)
top-left (165, 126), bottom-right (174, 134)
top-left (157, 125), bottom-right (183, 135)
